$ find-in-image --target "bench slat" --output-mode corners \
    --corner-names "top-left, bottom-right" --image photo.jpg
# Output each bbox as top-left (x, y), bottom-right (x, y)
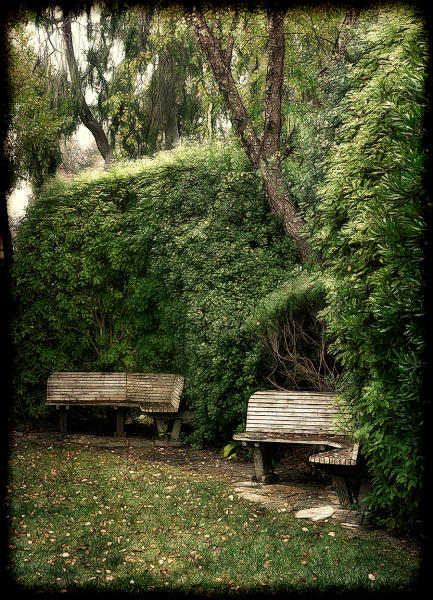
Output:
top-left (233, 431), bottom-right (349, 447)
top-left (251, 391), bottom-right (337, 401)
top-left (247, 411), bottom-right (345, 418)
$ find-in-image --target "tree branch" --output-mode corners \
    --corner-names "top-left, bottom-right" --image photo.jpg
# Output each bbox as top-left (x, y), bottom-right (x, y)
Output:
top-left (186, 8), bottom-right (262, 168)
top-left (187, 6), bottom-right (311, 261)
top-left (262, 7), bottom-right (286, 158)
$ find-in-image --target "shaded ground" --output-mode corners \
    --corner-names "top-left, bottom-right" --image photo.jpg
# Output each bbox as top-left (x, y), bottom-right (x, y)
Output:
top-left (10, 430), bottom-right (420, 553)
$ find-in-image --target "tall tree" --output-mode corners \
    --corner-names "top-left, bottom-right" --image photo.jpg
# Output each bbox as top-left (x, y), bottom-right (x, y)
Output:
top-left (186, 6), bottom-right (310, 260)
top-left (62, 9), bottom-right (114, 164)
top-left (86, 5), bottom-right (206, 157)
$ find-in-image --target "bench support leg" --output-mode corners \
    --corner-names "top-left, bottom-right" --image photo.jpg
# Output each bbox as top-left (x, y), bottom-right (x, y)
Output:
top-left (114, 409), bottom-right (126, 438)
top-left (170, 419), bottom-right (182, 442)
top-left (59, 406), bottom-right (68, 434)
top-left (333, 475), bottom-right (353, 508)
top-left (357, 476), bottom-right (371, 513)
top-left (253, 443), bottom-right (277, 484)
top-left (153, 417), bottom-right (169, 438)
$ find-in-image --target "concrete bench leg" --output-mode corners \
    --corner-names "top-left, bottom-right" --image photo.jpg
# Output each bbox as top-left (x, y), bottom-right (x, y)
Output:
top-left (253, 443), bottom-right (277, 484)
top-left (58, 406), bottom-right (68, 434)
top-left (357, 476), bottom-right (371, 513)
top-left (153, 417), bottom-right (170, 438)
top-left (114, 408), bottom-right (126, 437)
top-left (170, 419), bottom-right (182, 442)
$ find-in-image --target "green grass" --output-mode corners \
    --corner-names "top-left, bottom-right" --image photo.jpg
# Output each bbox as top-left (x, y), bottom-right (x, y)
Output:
top-left (6, 441), bottom-right (420, 596)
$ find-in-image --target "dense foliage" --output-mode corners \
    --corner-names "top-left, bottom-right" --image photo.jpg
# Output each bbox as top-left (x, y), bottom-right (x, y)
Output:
top-left (8, 25), bottom-right (77, 189)
top-left (11, 143), bottom-right (302, 443)
top-left (292, 7), bottom-right (427, 531)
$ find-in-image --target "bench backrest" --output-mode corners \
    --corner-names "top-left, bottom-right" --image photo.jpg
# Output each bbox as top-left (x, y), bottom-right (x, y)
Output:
top-left (46, 372), bottom-right (184, 413)
top-left (245, 390), bottom-right (350, 436)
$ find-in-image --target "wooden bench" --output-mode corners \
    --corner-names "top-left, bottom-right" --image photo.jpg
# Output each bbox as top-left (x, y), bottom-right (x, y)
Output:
top-left (233, 390), bottom-right (371, 508)
top-left (46, 372), bottom-right (190, 442)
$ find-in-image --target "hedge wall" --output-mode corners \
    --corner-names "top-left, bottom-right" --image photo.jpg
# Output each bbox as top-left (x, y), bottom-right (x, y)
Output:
top-left (11, 142), bottom-right (299, 444)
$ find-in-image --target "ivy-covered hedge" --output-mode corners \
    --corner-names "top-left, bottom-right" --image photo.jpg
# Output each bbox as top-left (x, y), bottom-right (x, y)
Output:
top-left (11, 142), bottom-right (298, 443)
top-left (296, 7), bottom-right (427, 531)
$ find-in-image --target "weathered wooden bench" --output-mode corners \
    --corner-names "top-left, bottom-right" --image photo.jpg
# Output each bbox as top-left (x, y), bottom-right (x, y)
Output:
top-left (46, 372), bottom-right (191, 442)
top-left (233, 390), bottom-right (371, 508)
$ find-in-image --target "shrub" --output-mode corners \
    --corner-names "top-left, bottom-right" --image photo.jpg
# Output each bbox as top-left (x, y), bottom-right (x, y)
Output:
top-left (303, 6), bottom-right (427, 531)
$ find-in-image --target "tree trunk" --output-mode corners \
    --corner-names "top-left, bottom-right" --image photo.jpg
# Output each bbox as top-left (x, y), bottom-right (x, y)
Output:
top-left (336, 8), bottom-right (361, 53)
top-left (260, 161), bottom-right (310, 259)
top-left (187, 7), bottom-right (311, 261)
top-left (164, 108), bottom-right (180, 150)
top-left (165, 125), bottom-right (180, 150)
top-left (62, 12), bottom-right (114, 165)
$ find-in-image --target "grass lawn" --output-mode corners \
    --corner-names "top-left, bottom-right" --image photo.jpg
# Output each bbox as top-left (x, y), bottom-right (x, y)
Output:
top-left (6, 439), bottom-right (421, 597)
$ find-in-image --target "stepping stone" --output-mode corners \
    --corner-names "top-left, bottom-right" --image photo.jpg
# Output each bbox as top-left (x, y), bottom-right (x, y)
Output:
top-left (233, 481), bottom-right (260, 488)
top-left (236, 491), bottom-right (269, 503)
top-left (295, 506), bottom-right (335, 521)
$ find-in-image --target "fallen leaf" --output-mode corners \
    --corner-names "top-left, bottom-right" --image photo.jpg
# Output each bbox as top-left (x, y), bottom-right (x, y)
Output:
top-left (368, 574), bottom-right (376, 581)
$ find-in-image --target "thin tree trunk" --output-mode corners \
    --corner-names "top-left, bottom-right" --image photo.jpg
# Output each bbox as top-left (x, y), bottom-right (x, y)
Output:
top-left (335, 8), bottom-right (361, 53)
top-left (207, 102), bottom-right (213, 137)
top-left (165, 112), bottom-right (180, 150)
top-left (62, 11), bottom-right (114, 164)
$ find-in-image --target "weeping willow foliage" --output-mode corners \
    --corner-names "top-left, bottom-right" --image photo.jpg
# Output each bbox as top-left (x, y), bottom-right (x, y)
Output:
top-left (83, 6), bottom-right (206, 157)
top-left (289, 5), bottom-right (427, 532)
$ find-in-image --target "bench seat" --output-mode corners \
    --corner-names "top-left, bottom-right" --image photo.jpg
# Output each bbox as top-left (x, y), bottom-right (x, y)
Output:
top-left (47, 372), bottom-right (184, 411)
top-left (46, 372), bottom-right (186, 439)
top-left (233, 431), bottom-right (351, 448)
top-left (308, 443), bottom-right (360, 466)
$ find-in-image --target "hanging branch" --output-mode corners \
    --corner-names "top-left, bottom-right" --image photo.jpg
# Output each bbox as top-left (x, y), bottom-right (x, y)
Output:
top-left (139, 6), bottom-right (155, 51)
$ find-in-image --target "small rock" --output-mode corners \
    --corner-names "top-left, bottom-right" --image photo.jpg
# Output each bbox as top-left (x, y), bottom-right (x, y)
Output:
top-left (295, 506), bottom-right (335, 521)
top-left (340, 522), bottom-right (361, 530)
top-left (233, 481), bottom-right (260, 488)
